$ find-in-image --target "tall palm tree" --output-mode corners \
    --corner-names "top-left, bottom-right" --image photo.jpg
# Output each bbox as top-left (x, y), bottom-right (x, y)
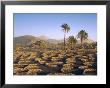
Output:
top-left (61, 23), bottom-right (70, 49)
top-left (77, 30), bottom-right (88, 44)
top-left (68, 36), bottom-right (77, 49)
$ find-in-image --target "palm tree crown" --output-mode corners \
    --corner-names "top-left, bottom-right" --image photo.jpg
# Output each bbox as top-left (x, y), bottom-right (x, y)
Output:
top-left (77, 30), bottom-right (88, 44)
top-left (61, 23), bottom-right (70, 33)
top-left (68, 36), bottom-right (77, 49)
top-left (61, 23), bottom-right (70, 49)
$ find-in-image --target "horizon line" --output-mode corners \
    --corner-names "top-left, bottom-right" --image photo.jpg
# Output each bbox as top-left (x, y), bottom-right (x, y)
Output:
top-left (14, 34), bottom-right (97, 41)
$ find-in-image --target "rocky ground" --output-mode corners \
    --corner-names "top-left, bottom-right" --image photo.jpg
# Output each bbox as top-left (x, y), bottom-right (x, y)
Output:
top-left (13, 43), bottom-right (97, 75)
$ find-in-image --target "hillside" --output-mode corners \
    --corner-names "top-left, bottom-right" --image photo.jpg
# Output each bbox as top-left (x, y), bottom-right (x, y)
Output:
top-left (14, 35), bottom-right (63, 46)
top-left (38, 35), bottom-right (48, 40)
top-left (14, 35), bottom-right (38, 46)
top-left (47, 39), bottom-right (63, 44)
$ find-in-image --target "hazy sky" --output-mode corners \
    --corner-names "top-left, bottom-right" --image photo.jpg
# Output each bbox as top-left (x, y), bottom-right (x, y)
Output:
top-left (14, 13), bottom-right (97, 41)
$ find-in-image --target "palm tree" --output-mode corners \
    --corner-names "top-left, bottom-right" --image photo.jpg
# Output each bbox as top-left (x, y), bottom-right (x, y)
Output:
top-left (61, 23), bottom-right (70, 49)
top-left (77, 30), bottom-right (88, 44)
top-left (68, 36), bottom-right (77, 49)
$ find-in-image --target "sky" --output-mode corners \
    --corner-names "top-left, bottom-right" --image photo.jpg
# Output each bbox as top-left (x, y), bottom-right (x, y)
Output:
top-left (14, 13), bottom-right (97, 41)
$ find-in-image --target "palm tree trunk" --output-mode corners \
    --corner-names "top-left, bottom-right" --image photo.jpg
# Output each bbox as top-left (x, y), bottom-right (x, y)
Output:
top-left (64, 33), bottom-right (66, 50)
top-left (81, 37), bottom-right (83, 44)
top-left (72, 44), bottom-right (74, 49)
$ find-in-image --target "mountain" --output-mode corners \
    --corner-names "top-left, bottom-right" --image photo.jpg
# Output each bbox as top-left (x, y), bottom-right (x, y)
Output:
top-left (14, 35), bottom-right (63, 46)
top-left (38, 35), bottom-right (48, 40)
top-left (14, 35), bottom-right (38, 46)
top-left (47, 39), bottom-right (63, 44)
top-left (14, 35), bottom-right (95, 47)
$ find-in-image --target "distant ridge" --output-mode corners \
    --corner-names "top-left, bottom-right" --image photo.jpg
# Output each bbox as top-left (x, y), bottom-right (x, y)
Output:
top-left (14, 35), bottom-right (95, 46)
top-left (14, 35), bottom-right (37, 46)
top-left (38, 35), bottom-right (48, 40)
